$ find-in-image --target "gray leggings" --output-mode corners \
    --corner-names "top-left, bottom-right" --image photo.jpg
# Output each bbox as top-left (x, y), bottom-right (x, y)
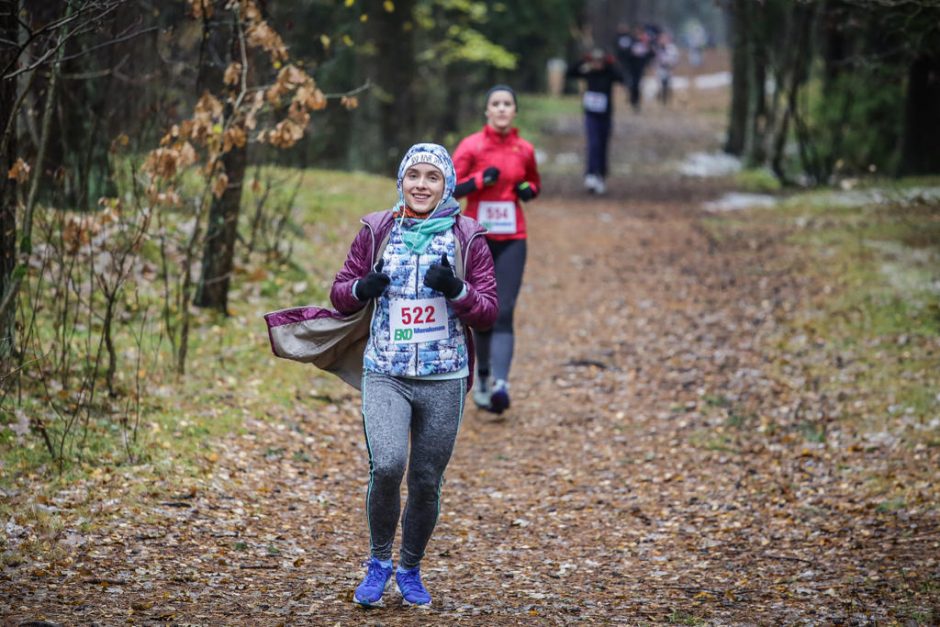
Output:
top-left (361, 371), bottom-right (466, 569)
top-left (474, 238), bottom-right (527, 382)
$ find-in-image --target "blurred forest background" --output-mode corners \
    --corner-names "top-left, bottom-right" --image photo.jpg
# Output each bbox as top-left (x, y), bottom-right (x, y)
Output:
top-left (1, 0), bottom-right (938, 481)
top-left (1, 1), bottom-right (939, 623)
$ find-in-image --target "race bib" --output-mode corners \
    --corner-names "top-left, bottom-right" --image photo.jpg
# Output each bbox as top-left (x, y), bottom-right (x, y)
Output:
top-left (583, 91), bottom-right (608, 113)
top-left (478, 201), bottom-right (517, 235)
top-left (390, 297), bottom-right (449, 344)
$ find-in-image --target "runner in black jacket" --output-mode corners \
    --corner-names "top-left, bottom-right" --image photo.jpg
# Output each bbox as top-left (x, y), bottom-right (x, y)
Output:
top-left (567, 49), bottom-right (623, 195)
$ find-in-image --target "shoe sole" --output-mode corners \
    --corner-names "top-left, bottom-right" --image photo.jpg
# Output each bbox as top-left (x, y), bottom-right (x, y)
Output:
top-left (489, 390), bottom-right (510, 414)
top-left (397, 584), bottom-right (431, 608)
top-left (472, 394), bottom-right (491, 410)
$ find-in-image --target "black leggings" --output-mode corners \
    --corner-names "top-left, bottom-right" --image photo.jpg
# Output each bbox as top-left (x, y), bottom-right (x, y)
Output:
top-left (473, 238), bottom-right (527, 382)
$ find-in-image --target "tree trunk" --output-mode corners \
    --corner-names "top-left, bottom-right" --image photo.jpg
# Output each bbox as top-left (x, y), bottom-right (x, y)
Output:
top-left (193, 4), bottom-right (246, 313)
top-left (898, 54), bottom-right (940, 176)
top-left (725, 0), bottom-right (749, 155)
top-left (356, 0), bottom-right (416, 173)
top-left (194, 137), bottom-right (247, 313)
top-left (743, 25), bottom-right (767, 167)
top-left (0, 0), bottom-right (17, 360)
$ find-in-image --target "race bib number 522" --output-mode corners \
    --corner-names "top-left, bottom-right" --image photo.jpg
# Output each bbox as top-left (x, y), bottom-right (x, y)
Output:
top-left (390, 297), bottom-right (449, 344)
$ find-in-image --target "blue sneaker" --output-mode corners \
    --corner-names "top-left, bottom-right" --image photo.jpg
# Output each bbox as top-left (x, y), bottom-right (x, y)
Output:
top-left (488, 379), bottom-right (510, 414)
top-left (396, 566), bottom-right (431, 606)
top-left (353, 558), bottom-right (393, 606)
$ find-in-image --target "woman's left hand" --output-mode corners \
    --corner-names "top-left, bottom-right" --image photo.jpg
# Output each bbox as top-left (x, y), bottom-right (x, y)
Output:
top-left (515, 181), bottom-right (536, 202)
top-left (423, 254), bottom-right (464, 299)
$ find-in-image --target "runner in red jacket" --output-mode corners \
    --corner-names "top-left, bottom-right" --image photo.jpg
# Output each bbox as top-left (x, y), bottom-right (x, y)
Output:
top-left (452, 85), bottom-right (542, 415)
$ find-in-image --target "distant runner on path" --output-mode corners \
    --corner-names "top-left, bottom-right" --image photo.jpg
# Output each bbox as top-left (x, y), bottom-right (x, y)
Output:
top-left (452, 85), bottom-right (542, 416)
top-left (566, 48), bottom-right (622, 195)
top-left (330, 143), bottom-right (497, 608)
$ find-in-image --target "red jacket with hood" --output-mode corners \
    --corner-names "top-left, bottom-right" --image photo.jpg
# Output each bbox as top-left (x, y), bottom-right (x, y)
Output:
top-left (452, 125), bottom-right (541, 241)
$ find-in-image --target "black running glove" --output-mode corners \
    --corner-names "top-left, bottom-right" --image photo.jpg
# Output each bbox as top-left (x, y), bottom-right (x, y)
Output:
top-left (515, 181), bottom-right (536, 201)
top-left (482, 166), bottom-right (500, 186)
top-left (354, 259), bottom-right (390, 300)
top-left (423, 254), bottom-right (463, 299)
top-left (454, 167), bottom-right (501, 198)
top-left (454, 178), bottom-right (476, 198)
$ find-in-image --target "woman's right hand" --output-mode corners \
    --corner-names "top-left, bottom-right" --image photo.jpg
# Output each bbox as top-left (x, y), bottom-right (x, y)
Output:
top-left (354, 260), bottom-right (391, 300)
top-left (482, 166), bottom-right (500, 186)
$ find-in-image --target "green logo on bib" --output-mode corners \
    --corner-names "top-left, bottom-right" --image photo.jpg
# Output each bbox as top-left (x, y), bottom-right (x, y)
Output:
top-left (394, 329), bottom-right (414, 341)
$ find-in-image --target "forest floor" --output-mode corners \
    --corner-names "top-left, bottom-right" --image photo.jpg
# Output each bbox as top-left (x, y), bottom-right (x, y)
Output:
top-left (3, 85), bottom-right (939, 625)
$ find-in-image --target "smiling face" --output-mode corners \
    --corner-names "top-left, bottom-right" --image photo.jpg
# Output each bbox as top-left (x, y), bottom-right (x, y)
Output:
top-left (402, 163), bottom-right (445, 214)
top-left (485, 90), bottom-right (517, 133)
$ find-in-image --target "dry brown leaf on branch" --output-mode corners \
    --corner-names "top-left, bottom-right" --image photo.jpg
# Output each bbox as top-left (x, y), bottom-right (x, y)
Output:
top-left (223, 125), bottom-right (247, 152)
top-left (7, 157), bottom-right (30, 183)
top-left (194, 92), bottom-right (223, 121)
top-left (265, 83), bottom-right (288, 107)
top-left (287, 101), bottom-right (310, 126)
top-left (178, 142), bottom-right (197, 169)
top-left (241, 0), bottom-right (262, 23)
top-left (278, 64), bottom-right (308, 88)
top-left (245, 91), bottom-right (264, 130)
top-left (223, 62), bottom-right (242, 87)
top-left (186, 0), bottom-right (214, 19)
top-left (340, 96), bottom-right (359, 110)
top-left (266, 119), bottom-right (304, 148)
top-left (142, 148), bottom-right (179, 179)
top-left (212, 173), bottom-right (229, 199)
top-left (246, 20), bottom-right (288, 63)
top-left (296, 85), bottom-right (326, 111)
top-left (191, 93), bottom-right (224, 146)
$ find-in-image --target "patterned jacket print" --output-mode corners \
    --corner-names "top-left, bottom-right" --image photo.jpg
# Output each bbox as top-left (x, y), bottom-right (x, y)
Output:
top-left (330, 211), bottom-right (498, 386)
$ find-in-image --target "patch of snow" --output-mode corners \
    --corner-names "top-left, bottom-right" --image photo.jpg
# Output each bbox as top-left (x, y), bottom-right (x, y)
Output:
top-left (677, 151), bottom-right (742, 178)
top-left (813, 186), bottom-right (940, 209)
top-left (553, 152), bottom-right (581, 166)
top-left (642, 71), bottom-right (731, 96)
top-left (703, 193), bottom-right (777, 212)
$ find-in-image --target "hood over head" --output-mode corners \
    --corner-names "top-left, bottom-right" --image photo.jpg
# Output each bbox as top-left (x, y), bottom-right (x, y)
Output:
top-left (396, 143), bottom-right (457, 212)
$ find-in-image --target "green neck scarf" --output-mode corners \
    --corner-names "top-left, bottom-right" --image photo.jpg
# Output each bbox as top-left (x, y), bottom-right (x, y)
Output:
top-left (398, 198), bottom-right (460, 254)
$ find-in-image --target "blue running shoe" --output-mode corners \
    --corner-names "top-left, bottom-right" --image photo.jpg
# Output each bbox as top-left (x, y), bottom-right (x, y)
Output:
top-left (396, 566), bottom-right (431, 606)
top-left (354, 557), bottom-right (393, 607)
top-left (488, 379), bottom-right (510, 414)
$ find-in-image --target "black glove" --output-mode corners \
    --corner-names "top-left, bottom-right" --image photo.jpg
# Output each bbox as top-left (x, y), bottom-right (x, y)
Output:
top-left (482, 166), bottom-right (500, 187)
top-left (454, 178), bottom-right (476, 198)
top-left (354, 259), bottom-right (390, 300)
top-left (515, 181), bottom-right (536, 202)
top-left (423, 254), bottom-right (463, 299)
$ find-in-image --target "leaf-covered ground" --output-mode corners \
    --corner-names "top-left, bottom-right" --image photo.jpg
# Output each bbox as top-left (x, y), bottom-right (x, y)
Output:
top-left (3, 89), bottom-right (938, 625)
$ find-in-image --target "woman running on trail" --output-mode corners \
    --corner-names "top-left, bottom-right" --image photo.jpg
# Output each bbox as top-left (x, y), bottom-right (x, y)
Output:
top-left (330, 143), bottom-right (497, 607)
top-left (566, 48), bottom-right (622, 195)
top-left (452, 85), bottom-right (542, 415)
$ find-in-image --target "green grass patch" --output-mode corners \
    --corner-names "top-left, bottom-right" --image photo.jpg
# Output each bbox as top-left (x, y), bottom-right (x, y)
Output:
top-left (1, 166), bottom-right (393, 487)
top-left (875, 497), bottom-right (907, 513)
top-left (798, 421), bottom-right (827, 444)
top-left (734, 168), bottom-right (782, 193)
top-left (667, 609), bottom-right (707, 626)
top-left (688, 429), bottom-right (739, 454)
top-left (710, 179), bottom-right (940, 446)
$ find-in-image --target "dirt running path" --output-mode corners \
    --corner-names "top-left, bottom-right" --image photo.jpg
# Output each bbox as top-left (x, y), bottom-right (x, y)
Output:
top-left (4, 94), bottom-right (938, 625)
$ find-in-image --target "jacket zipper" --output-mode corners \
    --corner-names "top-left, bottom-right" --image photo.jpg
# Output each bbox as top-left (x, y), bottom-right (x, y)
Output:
top-left (412, 245), bottom-right (420, 376)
